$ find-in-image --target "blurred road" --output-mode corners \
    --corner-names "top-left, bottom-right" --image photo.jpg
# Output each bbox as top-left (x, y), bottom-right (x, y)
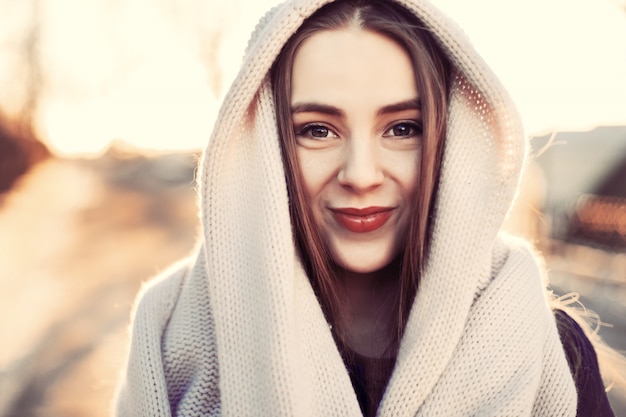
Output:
top-left (0, 151), bottom-right (199, 417)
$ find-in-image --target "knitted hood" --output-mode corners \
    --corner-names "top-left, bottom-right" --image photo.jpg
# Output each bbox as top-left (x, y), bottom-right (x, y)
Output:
top-left (185, 0), bottom-right (574, 416)
top-left (199, 0), bottom-right (525, 317)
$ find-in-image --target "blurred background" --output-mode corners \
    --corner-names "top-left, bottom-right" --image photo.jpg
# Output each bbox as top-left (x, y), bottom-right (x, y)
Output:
top-left (0, 0), bottom-right (625, 415)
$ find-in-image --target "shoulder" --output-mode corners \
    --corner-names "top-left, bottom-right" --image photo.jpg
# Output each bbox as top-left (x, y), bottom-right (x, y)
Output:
top-left (116, 258), bottom-right (195, 415)
top-left (130, 258), bottom-right (192, 330)
top-left (158, 250), bottom-right (221, 414)
top-left (493, 233), bottom-right (543, 267)
top-left (117, 251), bottom-right (222, 415)
top-left (478, 233), bottom-right (546, 298)
top-left (129, 250), bottom-right (216, 346)
top-left (554, 309), bottom-right (615, 417)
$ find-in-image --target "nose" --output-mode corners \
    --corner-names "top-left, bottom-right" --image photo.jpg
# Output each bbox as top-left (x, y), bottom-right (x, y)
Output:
top-left (337, 138), bottom-right (384, 192)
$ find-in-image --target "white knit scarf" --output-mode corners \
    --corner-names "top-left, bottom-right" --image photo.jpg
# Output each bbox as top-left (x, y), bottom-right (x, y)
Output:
top-left (115, 0), bottom-right (577, 416)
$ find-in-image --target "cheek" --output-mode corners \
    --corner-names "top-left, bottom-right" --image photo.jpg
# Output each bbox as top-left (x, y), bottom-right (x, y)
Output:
top-left (405, 163), bottom-right (420, 197)
top-left (296, 149), bottom-right (339, 199)
top-left (296, 149), bottom-right (317, 199)
top-left (387, 149), bottom-right (420, 197)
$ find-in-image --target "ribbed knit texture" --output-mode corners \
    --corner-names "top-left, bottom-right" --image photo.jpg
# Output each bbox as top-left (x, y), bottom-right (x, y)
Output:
top-left (115, 0), bottom-right (578, 416)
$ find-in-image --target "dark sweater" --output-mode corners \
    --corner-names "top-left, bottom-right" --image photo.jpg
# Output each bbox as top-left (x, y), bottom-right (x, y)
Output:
top-left (554, 309), bottom-right (615, 417)
top-left (344, 309), bottom-right (615, 417)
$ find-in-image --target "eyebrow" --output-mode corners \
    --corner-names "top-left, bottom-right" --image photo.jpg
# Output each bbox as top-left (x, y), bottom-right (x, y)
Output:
top-left (291, 102), bottom-right (344, 117)
top-left (290, 98), bottom-right (421, 117)
top-left (376, 98), bottom-right (421, 116)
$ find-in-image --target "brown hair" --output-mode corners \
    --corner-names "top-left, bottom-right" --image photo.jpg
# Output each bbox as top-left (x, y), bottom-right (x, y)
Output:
top-left (271, 0), bottom-right (451, 353)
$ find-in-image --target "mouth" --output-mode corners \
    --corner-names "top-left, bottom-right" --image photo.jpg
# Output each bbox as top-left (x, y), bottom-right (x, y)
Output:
top-left (330, 206), bottom-right (395, 233)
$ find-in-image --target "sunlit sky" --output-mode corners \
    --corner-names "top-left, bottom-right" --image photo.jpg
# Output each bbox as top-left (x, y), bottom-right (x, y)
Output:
top-left (1, 0), bottom-right (625, 155)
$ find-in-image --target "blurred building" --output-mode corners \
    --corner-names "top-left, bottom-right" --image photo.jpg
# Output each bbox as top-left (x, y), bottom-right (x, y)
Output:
top-left (532, 126), bottom-right (626, 252)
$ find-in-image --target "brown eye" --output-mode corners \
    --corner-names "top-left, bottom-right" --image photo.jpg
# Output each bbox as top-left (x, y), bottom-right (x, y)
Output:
top-left (311, 125), bottom-right (330, 137)
top-left (384, 121), bottom-right (422, 138)
top-left (296, 123), bottom-right (339, 139)
top-left (393, 124), bottom-right (411, 136)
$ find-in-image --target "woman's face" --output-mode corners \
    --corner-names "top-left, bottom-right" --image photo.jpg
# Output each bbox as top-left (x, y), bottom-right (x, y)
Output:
top-left (291, 28), bottom-right (421, 274)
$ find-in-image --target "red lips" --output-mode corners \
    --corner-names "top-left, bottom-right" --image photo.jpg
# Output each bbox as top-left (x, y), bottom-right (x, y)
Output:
top-left (331, 206), bottom-right (395, 233)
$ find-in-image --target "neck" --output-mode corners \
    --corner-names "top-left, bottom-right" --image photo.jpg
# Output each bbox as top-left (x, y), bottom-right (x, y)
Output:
top-left (336, 260), bottom-right (401, 358)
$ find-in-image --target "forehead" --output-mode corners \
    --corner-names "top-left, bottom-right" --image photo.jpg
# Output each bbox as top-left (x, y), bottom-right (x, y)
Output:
top-left (291, 28), bottom-right (418, 105)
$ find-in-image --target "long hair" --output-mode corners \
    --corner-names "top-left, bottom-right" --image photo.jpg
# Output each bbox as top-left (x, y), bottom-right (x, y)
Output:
top-left (271, 0), bottom-right (451, 354)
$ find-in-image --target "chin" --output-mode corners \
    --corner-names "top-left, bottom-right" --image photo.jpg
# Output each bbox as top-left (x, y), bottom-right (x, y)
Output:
top-left (341, 263), bottom-right (388, 274)
top-left (334, 249), bottom-right (397, 275)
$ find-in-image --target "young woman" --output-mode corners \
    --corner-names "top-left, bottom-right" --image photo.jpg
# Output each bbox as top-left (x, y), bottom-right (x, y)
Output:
top-left (116, 0), bottom-right (619, 416)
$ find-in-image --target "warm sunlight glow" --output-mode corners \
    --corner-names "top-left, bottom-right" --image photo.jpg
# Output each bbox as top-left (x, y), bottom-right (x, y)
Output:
top-left (435, 0), bottom-right (626, 134)
top-left (41, 55), bottom-right (217, 155)
top-left (0, 0), bottom-right (624, 155)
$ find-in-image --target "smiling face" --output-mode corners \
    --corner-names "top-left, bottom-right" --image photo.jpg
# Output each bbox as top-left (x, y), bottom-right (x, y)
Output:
top-left (291, 28), bottom-right (421, 274)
